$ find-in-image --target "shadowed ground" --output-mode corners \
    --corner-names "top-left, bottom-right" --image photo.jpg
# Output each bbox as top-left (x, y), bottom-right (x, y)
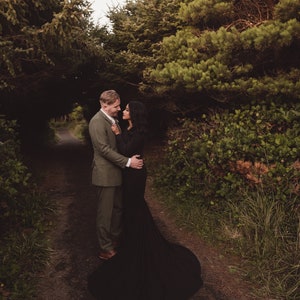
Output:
top-left (32, 128), bottom-right (257, 300)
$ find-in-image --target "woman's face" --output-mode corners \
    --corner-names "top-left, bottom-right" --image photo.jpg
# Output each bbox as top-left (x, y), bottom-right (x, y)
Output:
top-left (122, 104), bottom-right (131, 120)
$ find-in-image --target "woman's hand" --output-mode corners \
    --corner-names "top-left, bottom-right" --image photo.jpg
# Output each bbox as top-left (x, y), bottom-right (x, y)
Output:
top-left (111, 124), bottom-right (120, 135)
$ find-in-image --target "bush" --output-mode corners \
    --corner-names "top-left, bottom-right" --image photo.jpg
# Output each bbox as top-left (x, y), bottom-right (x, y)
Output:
top-left (154, 100), bottom-right (300, 298)
top-left (0, 117), bottom-right (53, 299)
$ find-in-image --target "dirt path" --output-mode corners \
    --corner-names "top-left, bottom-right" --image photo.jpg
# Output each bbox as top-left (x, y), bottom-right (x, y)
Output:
top-left (31, 128), bottom-right (259, 300)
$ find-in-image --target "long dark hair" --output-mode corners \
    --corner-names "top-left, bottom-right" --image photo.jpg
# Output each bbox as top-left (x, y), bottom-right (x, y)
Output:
top-left (128, 101), bottom-right (148, 134)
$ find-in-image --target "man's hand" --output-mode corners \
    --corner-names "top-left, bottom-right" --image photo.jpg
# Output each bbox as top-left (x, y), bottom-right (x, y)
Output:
top-left (130, 155), bottom-right (143, 169)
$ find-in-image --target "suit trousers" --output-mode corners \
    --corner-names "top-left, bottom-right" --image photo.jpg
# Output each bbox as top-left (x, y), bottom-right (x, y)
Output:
top-left (96, 186), bottom-right (122, 252)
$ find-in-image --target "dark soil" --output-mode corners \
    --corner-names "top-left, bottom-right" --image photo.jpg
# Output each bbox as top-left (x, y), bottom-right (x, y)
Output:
top-left (30, 128), bottom-right (260, 300)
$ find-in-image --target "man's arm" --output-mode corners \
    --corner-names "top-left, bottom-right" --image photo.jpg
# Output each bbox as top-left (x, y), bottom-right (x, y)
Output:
top-left (89, 116), bottom-right (143, 169)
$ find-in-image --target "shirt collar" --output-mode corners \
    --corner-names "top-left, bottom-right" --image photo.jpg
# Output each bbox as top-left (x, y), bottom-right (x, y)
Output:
top-left (101, 109), bottom-right (116, 124)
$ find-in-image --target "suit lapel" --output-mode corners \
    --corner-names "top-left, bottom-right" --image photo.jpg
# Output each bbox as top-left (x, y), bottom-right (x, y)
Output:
top-left (99, 110), bottom-right (113, 124)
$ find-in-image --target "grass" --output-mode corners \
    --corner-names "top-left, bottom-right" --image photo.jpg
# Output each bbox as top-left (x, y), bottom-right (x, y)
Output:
top-left (0, 229), bottom-right (52, 299)
top-left (149, 162), bottom-right (300, 299)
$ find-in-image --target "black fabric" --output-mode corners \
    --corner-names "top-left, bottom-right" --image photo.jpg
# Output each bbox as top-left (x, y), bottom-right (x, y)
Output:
top-left (88, 128), bottom-right (203, 299)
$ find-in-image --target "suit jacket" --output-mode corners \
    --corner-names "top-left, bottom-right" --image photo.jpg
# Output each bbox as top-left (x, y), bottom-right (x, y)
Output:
top-left (89, 110), bottom-right (128, 186)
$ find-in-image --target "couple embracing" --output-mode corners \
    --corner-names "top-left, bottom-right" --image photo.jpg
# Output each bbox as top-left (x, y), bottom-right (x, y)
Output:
top-left (88, 90), bottom-right (202, 299)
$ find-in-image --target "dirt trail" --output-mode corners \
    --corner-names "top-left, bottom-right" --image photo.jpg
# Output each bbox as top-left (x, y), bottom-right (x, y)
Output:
top-left (32, 128), bottom-right (258, 300)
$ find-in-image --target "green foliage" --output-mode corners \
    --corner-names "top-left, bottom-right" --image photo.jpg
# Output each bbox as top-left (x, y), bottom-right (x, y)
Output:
top-left (67, 103), bottom-right (88, 141)
top-left (179, 0), bottom-right (234, 26)
top-left (0, 117), bottom-right (54, 299)
top-left (274, 0), bottom-right (300, 21)
top-left (0, 0), bottom-right (94, 89)
top-left (95, 0), bottom-right (182, 94)
top-left (69, 103), bottom-right (85, 122)
top-left (0, 118), bottom-right (28, 217)
top-left (154, 101), bottom-right (300, 298)
top-left (0, 230), bottom-right (50, 299)
top-left (229, 188), bottom-right (300, 298)
top-left (0, 0), bottom-right (106, 126)
top-left (144, 0), bottom-right (300, 107)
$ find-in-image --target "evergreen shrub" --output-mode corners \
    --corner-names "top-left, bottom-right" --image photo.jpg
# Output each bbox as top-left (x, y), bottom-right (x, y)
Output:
top-left (0, 117), bottom-right (52, 299)
top-left (154, 100), bottom-right (300, 298)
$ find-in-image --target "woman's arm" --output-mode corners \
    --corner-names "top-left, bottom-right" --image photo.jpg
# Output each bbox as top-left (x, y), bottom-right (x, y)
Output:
top-left (111, 125), bottom-right (144, 157)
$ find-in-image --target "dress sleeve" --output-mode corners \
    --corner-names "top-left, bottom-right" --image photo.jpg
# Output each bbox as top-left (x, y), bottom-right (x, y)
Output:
top-left (115, 131), bottom-right (144, 157)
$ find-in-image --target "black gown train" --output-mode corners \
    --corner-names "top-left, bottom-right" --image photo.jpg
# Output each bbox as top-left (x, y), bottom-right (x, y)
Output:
top-left (88, 128), bottom-right (203, 299)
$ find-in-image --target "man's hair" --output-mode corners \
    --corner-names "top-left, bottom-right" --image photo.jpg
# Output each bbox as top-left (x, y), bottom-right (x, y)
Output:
top-left (99, 90), bottom-right (120, 105)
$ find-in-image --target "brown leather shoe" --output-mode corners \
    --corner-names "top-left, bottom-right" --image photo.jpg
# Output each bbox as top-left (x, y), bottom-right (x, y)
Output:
top-left (98, 249), bottom-right (117, 260)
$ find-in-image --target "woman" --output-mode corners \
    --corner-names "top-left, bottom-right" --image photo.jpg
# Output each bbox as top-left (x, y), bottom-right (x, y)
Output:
top-left (88, 101), bottom-right (203, 300)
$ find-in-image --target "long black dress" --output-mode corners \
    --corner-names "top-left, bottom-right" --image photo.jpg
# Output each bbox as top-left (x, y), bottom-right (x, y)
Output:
top-left (88, 128), bottom-right (203, 299)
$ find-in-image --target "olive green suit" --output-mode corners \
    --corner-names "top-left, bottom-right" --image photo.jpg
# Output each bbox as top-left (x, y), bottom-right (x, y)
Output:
top-left (89, 110), bottom-right (128, 252)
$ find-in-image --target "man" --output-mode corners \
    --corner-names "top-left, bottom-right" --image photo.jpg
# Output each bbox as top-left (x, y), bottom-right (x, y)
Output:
top-left (89, 90), bottom-right (143, 260)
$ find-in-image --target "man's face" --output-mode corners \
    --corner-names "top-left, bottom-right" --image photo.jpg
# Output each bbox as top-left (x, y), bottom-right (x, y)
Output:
top-left (102, 99), bottom-right (121, 118)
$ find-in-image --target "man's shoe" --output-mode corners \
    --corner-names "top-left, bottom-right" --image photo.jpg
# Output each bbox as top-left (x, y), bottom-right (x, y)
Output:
top-left (98, 249), bottom-right (117, 260)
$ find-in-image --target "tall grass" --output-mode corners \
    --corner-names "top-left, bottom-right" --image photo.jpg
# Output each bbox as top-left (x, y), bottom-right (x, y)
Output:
top-left (227, 187), bottom-right (300, 299)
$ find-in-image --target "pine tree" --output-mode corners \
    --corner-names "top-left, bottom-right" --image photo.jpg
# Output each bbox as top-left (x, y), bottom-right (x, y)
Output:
top-left (145, 0), bottom-right (300, 105)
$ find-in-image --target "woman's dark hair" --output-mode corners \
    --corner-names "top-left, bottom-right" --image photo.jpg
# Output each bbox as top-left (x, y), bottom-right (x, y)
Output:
top-left (128, 101), bottom-right (148, 134)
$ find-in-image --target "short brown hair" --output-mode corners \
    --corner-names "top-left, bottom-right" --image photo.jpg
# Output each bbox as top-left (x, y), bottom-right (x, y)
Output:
top-left (99, 90), bottom-right (120, 105)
